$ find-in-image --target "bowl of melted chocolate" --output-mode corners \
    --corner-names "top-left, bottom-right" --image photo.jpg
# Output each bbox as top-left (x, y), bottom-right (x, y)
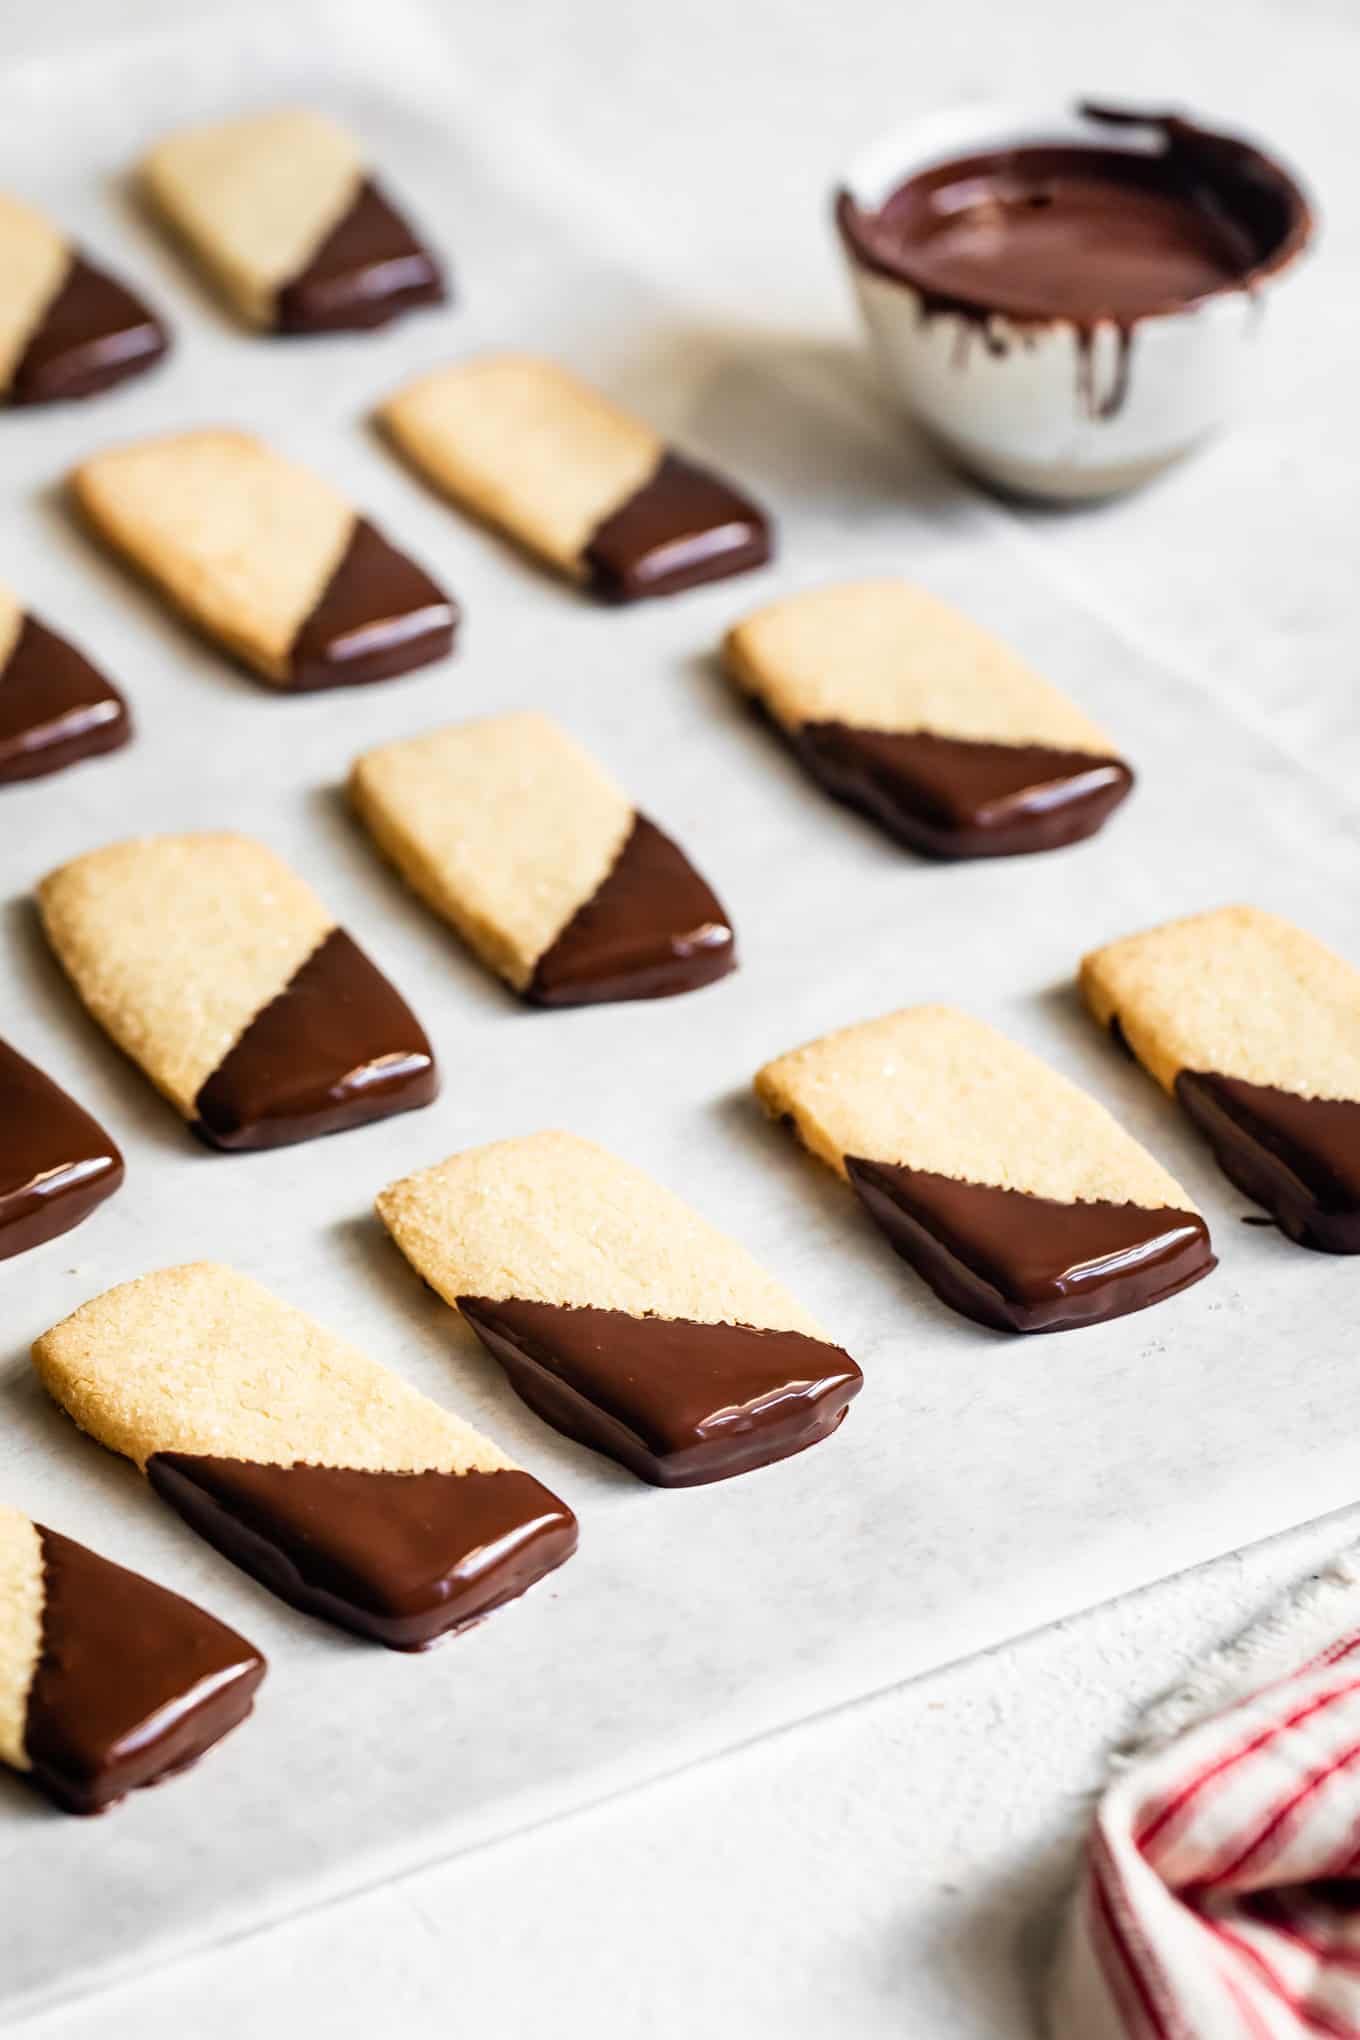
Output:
top-left (837, 102), bottom-right (1312, 500)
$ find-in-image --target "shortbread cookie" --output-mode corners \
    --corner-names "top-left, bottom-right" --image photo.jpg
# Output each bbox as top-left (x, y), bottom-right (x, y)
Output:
top-left (381, 354), bottom-right (772, 601)
top-left (34, 1264), bottom-right (578, 1649)
top-left (377, 1131), bottom-right (861, 1486)
top-left (0, 190), bottom-right (167, 406)
top-left (72, 429), bottom-right (457, 690)
top-left (0, 1037), bottom-right (123, 1261)
top-left (140, 109), bottom-right (445, 333)
top-left (39, 832), bottom-right (436, 1150)
top-left (350, 713), bottom-right (737, 1005)
top-left (756, 1007), bottom-right (1213, 1333)
top-left (0, 1506), bottom-right (264, 1814)
top-left (1082, 906), bottom-right (1360, 1252)
top-left (723, 580), bottom-right (1133, 858)
top-left (0, 581), bottom-right (131, 784)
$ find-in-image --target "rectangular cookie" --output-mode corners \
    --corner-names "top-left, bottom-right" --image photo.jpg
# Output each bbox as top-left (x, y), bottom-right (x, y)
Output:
top-left (755, 1006), bottom-right (1214, 1333)
top-left (38, 831), bottom-right (436, 1151)
top-left (33, 1263), bottom-right (578, 1650)
top-left (71, 428), bottom-right (457, 690)
top-left (723, 579), bottom-right (1132, 858)
top-left (0, 1505), bottom-right (264, 1814)
top-left (1081, 906), bottom-right (1360, 1252)
top-left (0, 189), bottom-right (166, 406)
top-left (376, 1130), bottom-right (861, 1487)
top-left (0, 580), bottom-right (131, 783)
top-left (0, 1036), bottom-right (123, 1260)
top-left (140, 109), bottom-right (446, 333)
top-left (381, 353), bottom-right (772, 601)
top-left (350, 711), bottom-right (736, 1005)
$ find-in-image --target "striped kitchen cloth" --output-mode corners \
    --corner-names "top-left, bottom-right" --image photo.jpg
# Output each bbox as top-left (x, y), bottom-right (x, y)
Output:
top-left (1052, 1550), bottom-right (1360, 2040)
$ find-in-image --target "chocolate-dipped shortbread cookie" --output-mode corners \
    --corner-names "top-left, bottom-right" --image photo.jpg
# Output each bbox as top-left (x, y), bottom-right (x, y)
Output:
top-left (377, 1131), bottom-right (861, 1486)
top-left (0, 581), bottom-right (130, 784)
top-left (0, 1038), bottom-right (123, 1261)
top-left (350, 712), bottom-right (736, 1005)
top-left (0, 191), bottom-right (166, 406)
top-left (38, 832), bottom-right (436, 1150)
top-left (723, 579), bottom-right (1133, 857)
top-left (140, 110), bottom-right (445, 333)
top-left (0, 1505), bottom-right (263, 1814)
top-left (756, 1007), bottom-right (1214, 1332)
top-left (33, 1264), bottom-right (577, 1650)
top-left (1082, 906), bottom-right (1360, 1252)
top-left (381, 354), bottom-right (771, 601)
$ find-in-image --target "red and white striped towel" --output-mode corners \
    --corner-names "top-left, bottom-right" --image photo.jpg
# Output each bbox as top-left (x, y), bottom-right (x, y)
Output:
top-left (1053, 1554), bottom-right (1360, 2040)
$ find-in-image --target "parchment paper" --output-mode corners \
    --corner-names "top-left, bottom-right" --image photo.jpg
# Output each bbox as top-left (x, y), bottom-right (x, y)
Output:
top-left (1, 2), bottom-right (1357, 2018)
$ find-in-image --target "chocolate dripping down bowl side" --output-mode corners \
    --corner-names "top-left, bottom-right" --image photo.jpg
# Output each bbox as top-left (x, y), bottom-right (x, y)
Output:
top-left (835, 101), bottom-right (1314, 503)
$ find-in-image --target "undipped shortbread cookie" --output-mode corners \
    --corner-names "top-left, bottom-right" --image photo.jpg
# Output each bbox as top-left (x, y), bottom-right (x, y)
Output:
top-left (350, 712), bottom-right (736, 1005)
top-left (0, 1036), bottom-right (123, 1262)
top-left (1082, 906), bottom-right (1360, 1252)
top-left (376, 1131), bottom-right (861, 1486)
top-left (0, 580), bottom-right (131, 783)
top-left (72, 428), bottom-right (457, 690)
top-left (33, 1264), bottom-right (578, 1649)
top-left (0, 1505), bottom-right (264, 1814)
top-left (140, 109), bottom-right (446, 333)
top-left (0, 190), bottom-right (167, 406)
top-left (381, 354), bottom-right (772, 601)
top-left (723, 579), bottom-right (1133, 858)
top-left (38, 831), bottom-right (437, 1150)
top-left (755, 1006), bottom-right (1213, 1333)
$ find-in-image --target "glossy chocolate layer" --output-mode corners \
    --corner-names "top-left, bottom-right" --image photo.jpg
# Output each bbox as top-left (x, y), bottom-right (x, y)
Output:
top-left (24, 1527), bottom-right (264, 1815)
top-left (0, 615), bottom-right (131, 784)
top-left (8, 255), bottom-right (167, 406)
top-left (275, 178), bottom-right (446, 334)
top-left (458, 1297), bottom-right (861, 1487)
top-left (791, 722), bottom-right (1132, 858)
top-left (0, 1039), bottom-right (123, 1262)
top-left (528, 814), bottom-right (736, 1006)
top-left (288, 517), bottom-right (457, 691)
top-left (146, 1456), bottom-right (578, 1649)
top-left (192, 927), bottom-right (436, 1151)
top-left (845, 1157), bottom-right (1214, 1333)
top-left (584, 452), bottom-right (772, 602)
top-left (1176, 1071), bottom-right (1360, 1254)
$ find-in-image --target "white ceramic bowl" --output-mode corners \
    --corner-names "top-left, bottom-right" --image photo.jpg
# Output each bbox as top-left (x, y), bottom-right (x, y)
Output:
top-left (836, 103), bottom-right (1313, 501)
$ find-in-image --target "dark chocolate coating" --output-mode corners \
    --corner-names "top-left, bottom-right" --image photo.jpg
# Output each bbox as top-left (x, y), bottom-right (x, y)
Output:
top-left (23, 1527), bottom-right (264, 1815)
top-left (1176, 1071), bottom-right (1360, 1254)
top-left (275, 178), bottom-right (446, 334)
top-left (790, 722), bottom-right (1133, 859)
top-left (192, 928), bottom-right (437, 1151)
top-left (584, 452), bottom-right (772, 602)
top-left (145, 1457), bottom-right (577, 1649)
top-left (457, 1297), bottom-right (862, 1487)
top-left (0, 1039), bottom-right (123, 1262)
top-left (527, 814), bottom-right (736, 1006)
top-left (844, 1158), bottom-right (1215, 1334)
top-left (0, 615), bottom-right (131, 784)
top-left (7, 255), bottom-right (167, 407)
top-left (287, 517), bottom-right (457, 691)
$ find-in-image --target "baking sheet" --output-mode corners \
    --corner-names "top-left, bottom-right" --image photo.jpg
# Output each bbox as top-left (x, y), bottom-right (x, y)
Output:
top-left (2, 2), bottom-right (1359, 2018)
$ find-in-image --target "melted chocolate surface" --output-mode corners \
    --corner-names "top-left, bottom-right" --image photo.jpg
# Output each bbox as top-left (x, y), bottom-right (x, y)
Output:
top-left (0, 1038), bottom-right (123, 1262)
top-left (288, 518), bottom-right (457, 690)
top-left (1176, 1072), bottom-right (1360, 1254)
top-left (0, 615), bottom-right (131, 784)
top-left (584, 453), bottom-right (772, 601)
top-left (8, 255), bottom-right (167, 406)
top-left (275, 178), bottom-right (446, 333)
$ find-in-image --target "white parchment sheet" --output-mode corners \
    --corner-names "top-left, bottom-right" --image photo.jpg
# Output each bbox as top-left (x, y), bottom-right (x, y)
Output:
top-left (0, 3), bottom-right (1357, 2018)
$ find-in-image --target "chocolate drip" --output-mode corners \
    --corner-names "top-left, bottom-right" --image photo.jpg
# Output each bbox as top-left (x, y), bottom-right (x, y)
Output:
top-left (844, 1158), bottom-right (1214, 1333)
top-left (1176, 1072), bottom-right (1360, 1254)
top-left (458, 1297), bottom-right (861, 1487)
top-left (790, 723), bottom-right (1132, 858)
top-left (192, 927), bottom-right (436, 1151)
top-left (24, 1527), bottom-right (264, 1815)
top-left (584, 452), bottom-right (772, 602)
top-left (288, 518), bottom-right (457, 691)
top-left (275, 178), bottom-right (446, 334)
top-left (0, 1038), bottom-right (123, 1261)
top-left (0, 615), bottom-right (131, 784)
top-left (527, 814), bottom-right (736, 1006)
top-left (8, 254), bottom-right (167, 406)
top-left (145, 1457), bottom-right (577, 1649)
